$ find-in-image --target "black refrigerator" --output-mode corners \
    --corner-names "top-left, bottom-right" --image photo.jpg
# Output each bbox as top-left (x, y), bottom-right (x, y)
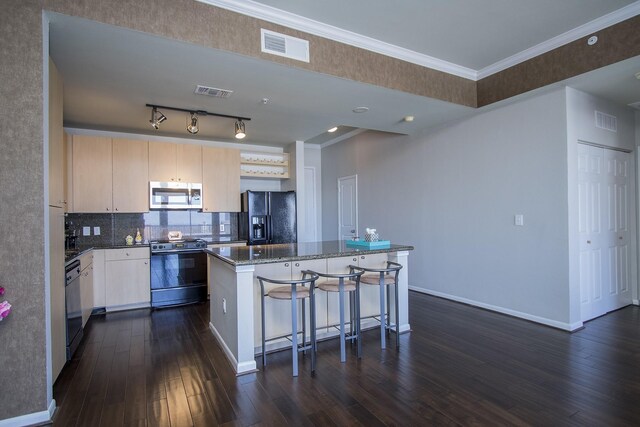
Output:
top-left (239, 191), bottom-right (297, 245)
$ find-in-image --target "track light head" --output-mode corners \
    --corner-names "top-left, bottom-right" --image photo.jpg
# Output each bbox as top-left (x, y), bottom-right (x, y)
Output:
top-left (187, 112), bottom-right (199, 134)
top-left (150, 107), bottom-right (167, 130)
top-left (235, 119), bottom-right (246, 139)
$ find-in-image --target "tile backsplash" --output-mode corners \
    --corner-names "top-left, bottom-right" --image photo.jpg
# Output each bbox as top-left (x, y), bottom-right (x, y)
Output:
top-left (67, 211), bottom-right (238, 248)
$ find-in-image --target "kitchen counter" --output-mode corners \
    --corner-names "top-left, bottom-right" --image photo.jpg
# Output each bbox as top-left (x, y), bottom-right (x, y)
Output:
top-left (65, 239), bottom-right (246, 264)
top-left (205, 240), bottom-right (414, 266)
top-left (207, 240), bottom-right (413, 375)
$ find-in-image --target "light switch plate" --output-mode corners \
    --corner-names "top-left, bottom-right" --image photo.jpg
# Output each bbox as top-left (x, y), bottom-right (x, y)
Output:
top-left (83, 226), bottom-right (91, 236)
top-left (94, 226), bottom-right (101, 236)
top-left (515, 214), bottom-right (524, 226)
top-left (220, 224), bottom-right (225, 232)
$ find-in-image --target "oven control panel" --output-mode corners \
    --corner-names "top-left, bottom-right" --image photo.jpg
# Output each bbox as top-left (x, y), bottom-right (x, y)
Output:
top-left (151, 239), bottom-right (206, 253)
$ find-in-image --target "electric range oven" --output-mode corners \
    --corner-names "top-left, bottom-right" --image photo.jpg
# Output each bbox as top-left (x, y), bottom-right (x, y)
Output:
top-left (150, 239), bottom-right (207, 308)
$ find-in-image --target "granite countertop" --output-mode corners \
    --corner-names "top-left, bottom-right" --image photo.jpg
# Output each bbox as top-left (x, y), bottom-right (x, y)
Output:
top-left (205, 241), bottom-right (414, 266)
top-left (64, 239), bottom-right (246, 264)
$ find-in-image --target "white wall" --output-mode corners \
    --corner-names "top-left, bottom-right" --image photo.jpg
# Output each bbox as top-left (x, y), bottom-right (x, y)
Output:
top-left (322, 88), bottom-right (573, 328)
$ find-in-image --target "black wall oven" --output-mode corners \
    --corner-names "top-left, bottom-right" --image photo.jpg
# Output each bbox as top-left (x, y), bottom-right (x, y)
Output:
top-left (150, 239), bottom-right (207, 308)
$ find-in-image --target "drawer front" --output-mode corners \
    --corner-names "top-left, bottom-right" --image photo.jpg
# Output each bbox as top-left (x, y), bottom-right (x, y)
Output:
top-left (80, 251), bottom-right (93, 271)
top-left (207, 242), bottom-right (246, 249)
top-left (105, 247), bottom-right (150, 261)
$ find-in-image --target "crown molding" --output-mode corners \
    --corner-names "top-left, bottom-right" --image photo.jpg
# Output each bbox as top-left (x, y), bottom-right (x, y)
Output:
top-left (199, 0), bottom-right (640, 82)
top-left (197, 0), bottom-right (478, 80)
top-left (477, 1), bottom-right (640, 79)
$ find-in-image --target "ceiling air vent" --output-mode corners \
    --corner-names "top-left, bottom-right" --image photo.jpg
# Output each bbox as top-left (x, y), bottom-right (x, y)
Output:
top-left (194, 85), bottom-right (233, 98)
top-left (595, 110), bottom-right (617, 132)
top-left (261, 29), bottom-right (309, 63)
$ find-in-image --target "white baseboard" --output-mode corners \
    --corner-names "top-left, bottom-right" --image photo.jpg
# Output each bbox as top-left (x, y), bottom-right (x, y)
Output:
top-left (409, 286), bottom-right (583, 332)
top-left (208, 322), bottom-right (257, 375)
top-left (0, 399), bottom-right (55, 427)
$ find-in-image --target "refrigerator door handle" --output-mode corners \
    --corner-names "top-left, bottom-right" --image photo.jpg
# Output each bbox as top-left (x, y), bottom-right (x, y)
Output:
top-left (267, 215), bottom-right (273, 244)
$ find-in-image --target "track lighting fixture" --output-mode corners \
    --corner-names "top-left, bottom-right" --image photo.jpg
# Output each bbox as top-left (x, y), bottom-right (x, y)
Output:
top-left (187, 112), bottom-right (199, 134)
top-left (235, 119), bottom-right (246, 139)
top-left (149, 107), bottom-right (167, 129)
top-left (146, 104), bottom-right (251, 139)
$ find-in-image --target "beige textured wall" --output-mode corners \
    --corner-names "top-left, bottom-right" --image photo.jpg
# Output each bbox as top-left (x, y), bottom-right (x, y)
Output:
top-left (0, 0), bottom-right (47, 420)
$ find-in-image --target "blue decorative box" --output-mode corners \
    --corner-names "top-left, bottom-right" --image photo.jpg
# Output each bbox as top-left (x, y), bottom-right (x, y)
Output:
top-left (345, 240), bottom-right (391, 249)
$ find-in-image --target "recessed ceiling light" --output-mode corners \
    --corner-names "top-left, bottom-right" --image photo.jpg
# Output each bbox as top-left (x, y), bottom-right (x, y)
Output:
top-left (353, 107), bottom-right (369, 113)
top-left (587, 35), bottom-right (598, 46)
top-left (327, 126), bottom-right (338, 133)
top-left (403, 115), bottom-right (414, 122)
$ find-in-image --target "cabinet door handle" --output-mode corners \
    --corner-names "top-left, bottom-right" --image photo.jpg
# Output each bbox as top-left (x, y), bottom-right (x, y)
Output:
top-left (295, 263), bottom-right (299, 267)
top-left (353, 258), bottom-right (357, 262)
top-left (144, 261), bottom-right (148, 265)
top-left (106, 207), bottom-right (109, 211)
top-left (284, 263), bottom-right (289, 267)
top-left (178, 178), bottom-right (182, 181)
top-left (115, 208), bottom-right (118, 211)
top-left (361, 256), bottom-right (365, 259)
top-left (126, 252), bottom-right (130, 256)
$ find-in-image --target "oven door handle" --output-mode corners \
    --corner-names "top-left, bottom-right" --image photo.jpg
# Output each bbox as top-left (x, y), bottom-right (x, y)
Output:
top-left (151, 249), bottom-right (205, 255)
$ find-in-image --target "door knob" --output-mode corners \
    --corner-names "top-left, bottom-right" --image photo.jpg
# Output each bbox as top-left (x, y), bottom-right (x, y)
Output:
top-left (587, 240), bottom-right (591, 244)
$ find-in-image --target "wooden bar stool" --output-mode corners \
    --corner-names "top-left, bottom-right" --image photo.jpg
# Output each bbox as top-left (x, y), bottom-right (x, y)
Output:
top-left (353, 261), bottom-right (402, 350)
top-left (257, 272), bottom-right (319, 376)
top-left (309, 269), bottom-right (365, 362)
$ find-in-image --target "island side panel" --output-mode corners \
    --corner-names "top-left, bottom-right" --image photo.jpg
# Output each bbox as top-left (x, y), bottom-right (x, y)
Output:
top-left (389, 250), bottom-right (411, 333)
top-left (208, 255), bottom-right (256, 374)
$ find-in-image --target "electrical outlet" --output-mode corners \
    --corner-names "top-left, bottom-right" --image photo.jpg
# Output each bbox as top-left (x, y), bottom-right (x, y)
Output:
top-left (515, 214), bottom-right (524, 226)
top-left (83, 226), bottom-right (91, 236)
top-left (222, 298), bottom-right (227, 314)
top-left (220, 224), bottom-right (225, 232)
top-left (94, 226), bottom-right (101, 236)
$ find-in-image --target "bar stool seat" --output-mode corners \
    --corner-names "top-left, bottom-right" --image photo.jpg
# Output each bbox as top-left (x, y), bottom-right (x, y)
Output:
top-left (354, 261), bottom-right (403, 350)
top-left (258, 273), bottom-right (319, 377)
top-left (359, 274), bottom-right (396, 285)
top-left (308, 269), bottom-right (364, 363)
top-left (268, 285), bottom-right (310, 299)
top-left (318, 279), bottom-right (356, 292)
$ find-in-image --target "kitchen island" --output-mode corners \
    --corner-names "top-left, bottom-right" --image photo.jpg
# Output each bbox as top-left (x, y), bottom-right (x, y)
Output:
top-left (206, 241), bottom-right (413, 374)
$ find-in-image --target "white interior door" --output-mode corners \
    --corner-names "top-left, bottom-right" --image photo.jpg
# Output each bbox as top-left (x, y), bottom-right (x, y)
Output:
top-left (338, 175), bottom-right (358, 242)
top-left (578, 144), bottom-right (633, 321)
top-left (303, 167), bottom-right (317, 242)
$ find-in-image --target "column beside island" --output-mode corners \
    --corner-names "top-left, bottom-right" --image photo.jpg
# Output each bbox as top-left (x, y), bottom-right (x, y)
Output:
top-left (206, 241), bottom-right (414, 375)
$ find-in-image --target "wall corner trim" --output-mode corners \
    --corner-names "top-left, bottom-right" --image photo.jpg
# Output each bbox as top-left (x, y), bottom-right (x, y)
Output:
top-left (0, 399), bottom-right (55, 427)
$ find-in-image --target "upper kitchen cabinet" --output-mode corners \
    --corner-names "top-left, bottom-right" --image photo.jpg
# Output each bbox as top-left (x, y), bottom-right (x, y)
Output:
top-left (149, 142), bottom-right (202, 183)
top-left (48, 58), bottom-right (66, 208)
top-left (72, 135), bottom-right (113, 212)
top-left (112, 139), bottom-right (149, 212)
top-left (202, 147), bottom-right (240, 212)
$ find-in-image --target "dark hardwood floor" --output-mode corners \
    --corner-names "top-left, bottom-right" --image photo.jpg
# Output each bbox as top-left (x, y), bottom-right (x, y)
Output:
top-left (51, 292), bottom-right (640, 426)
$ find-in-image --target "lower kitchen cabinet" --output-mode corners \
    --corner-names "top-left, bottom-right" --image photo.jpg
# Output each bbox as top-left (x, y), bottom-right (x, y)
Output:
top-left (92, 250), bottom-right (106, 307)
top-left (105, 247), bottom-right (150, 311)
top-left (79, 252), bottom-right (94, 327)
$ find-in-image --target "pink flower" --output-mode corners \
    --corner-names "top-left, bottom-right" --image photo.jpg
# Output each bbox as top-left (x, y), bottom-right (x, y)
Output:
top-left (0, 300), bottom-right (11, 320)
top-left (0, 286), bottom-right (4, 296)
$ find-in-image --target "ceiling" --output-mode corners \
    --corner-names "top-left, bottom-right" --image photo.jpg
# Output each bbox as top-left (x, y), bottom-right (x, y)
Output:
top-left (49, 2), bottom-right (640, 147)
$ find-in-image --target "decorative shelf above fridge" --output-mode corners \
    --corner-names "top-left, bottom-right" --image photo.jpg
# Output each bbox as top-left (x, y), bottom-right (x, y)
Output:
top-left (240, 151), bottom-right (289, 179)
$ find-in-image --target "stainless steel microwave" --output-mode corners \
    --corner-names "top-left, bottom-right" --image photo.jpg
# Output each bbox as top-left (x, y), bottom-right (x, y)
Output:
top-left (149, 181), bottom-right (203, 210)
